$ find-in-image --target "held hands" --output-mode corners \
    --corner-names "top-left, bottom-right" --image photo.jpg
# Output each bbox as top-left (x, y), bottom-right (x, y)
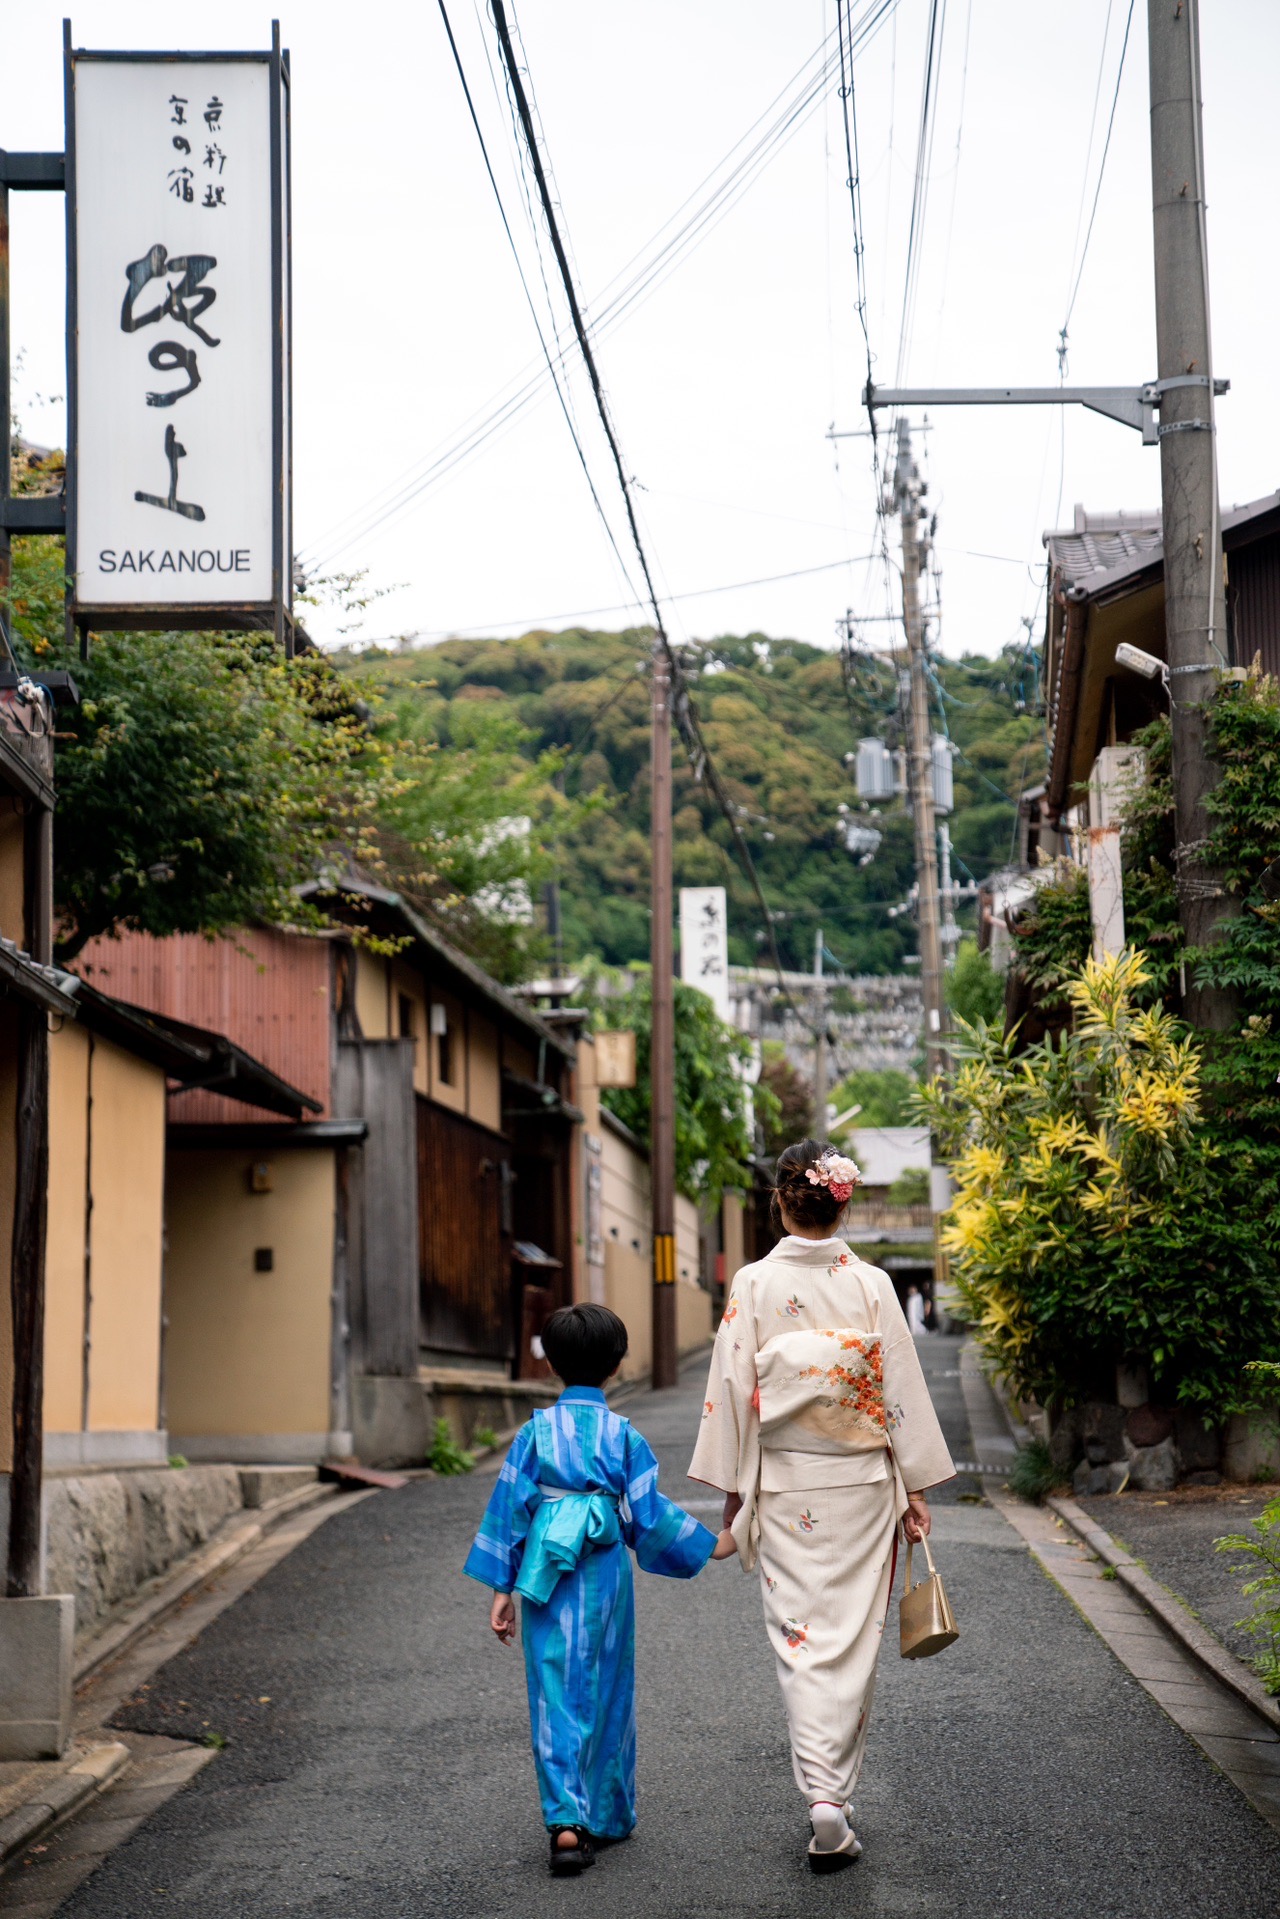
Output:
top-left (903, 1493), bottom-right (932, 1543)
top-left (711, 1527), bottom-right (738, 1560)
top-left (489, 1591), bottom-right (516, 1645)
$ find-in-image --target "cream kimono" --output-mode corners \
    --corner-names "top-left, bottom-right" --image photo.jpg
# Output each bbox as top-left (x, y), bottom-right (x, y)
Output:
top-left (689, 1236), bottom-right (954, 1810)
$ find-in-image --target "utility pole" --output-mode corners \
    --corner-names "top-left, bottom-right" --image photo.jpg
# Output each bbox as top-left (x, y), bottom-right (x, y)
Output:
top-left (650, 639), bottom-right (677, 1390)
top-left (1148, 0), bottom-right (1233, 1026)
top-left (812, 928), bottom-right (828, 1137)
top-left (892, 421), bottom-right (947, 1077)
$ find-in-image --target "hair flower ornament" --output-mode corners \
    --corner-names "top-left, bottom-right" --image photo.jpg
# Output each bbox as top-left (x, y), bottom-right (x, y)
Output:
top-left (805, 1152), bottom-right (862, 1205)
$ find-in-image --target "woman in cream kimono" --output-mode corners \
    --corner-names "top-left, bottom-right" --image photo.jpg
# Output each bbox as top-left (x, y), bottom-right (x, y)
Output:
top-left (690, 1139), bottom-right (954, 1872)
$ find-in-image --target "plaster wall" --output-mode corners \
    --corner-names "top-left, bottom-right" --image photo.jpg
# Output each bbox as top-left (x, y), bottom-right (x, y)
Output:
top-left (164, 1148), bottom-right (335, 1444)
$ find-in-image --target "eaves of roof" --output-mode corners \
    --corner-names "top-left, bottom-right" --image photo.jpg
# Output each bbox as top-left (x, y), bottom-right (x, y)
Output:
top-left (1047, 488), bottom-right (1280, 605)
top-left (62, 978), bottom-right (321, 1118)
top-left (299, 877), bottom-right (576, 1064)
top-left (0, 936), bottom-right (80, 1018)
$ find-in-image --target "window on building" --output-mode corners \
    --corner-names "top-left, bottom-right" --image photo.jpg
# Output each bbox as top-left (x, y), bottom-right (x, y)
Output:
top-left (398, 993), bottom-right (416, 1042)
top-left (431, 1002), bottom-right (453, 1084)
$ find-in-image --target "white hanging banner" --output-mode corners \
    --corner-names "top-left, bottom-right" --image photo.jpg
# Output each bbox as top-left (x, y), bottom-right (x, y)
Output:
top-left (679, 885), bottom-right (731, 1024)
top-left (68, 42), bottom-right (290, 630)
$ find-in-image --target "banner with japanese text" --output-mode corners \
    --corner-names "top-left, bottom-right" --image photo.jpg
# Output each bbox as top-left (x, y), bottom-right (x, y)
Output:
top-left (69, 50), bottom-right (288, 625)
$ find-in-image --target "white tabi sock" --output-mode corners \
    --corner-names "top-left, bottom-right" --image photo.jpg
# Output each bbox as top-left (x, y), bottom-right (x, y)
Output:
top-left (809, 1802), bottom-right (852, 1852)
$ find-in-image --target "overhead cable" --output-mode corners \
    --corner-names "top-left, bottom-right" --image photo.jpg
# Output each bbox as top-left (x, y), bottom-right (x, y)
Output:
top-left (300, 0), bottom-right (903, 571)
top-left (487, 0), bottom-right (818, 1012)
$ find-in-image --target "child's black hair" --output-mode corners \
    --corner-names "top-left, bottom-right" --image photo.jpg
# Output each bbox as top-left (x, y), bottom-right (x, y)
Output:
top-left (541, 1302), bottom-right (629, 1387)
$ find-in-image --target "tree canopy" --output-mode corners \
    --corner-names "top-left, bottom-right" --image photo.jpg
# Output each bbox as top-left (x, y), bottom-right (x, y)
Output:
top-left (339, 626), bottom-right (1044, 978)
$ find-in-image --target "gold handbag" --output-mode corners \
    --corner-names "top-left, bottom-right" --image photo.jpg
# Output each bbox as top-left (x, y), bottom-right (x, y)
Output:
top-left (899, 1534), bottom-right (959, 1659)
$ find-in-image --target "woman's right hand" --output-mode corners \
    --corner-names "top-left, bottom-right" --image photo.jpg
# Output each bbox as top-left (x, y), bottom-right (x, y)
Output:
top-left (903, 1493), bottom-right (931, 1542)
top-left (722, 1491), bottom-right (743, 1530)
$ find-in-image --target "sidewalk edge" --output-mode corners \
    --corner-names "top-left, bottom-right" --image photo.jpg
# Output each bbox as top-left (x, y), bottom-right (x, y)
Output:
top-left (72, 1481), bottom-right (339, 1689)
top-left (1046, 1492), bottom-right (1280, 1733)
top-left (0, 1741), bottom-right (130, 1872)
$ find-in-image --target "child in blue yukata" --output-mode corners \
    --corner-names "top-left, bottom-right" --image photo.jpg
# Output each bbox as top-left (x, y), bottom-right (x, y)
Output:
top-left (464, 1302), bottom-right (736, 1877)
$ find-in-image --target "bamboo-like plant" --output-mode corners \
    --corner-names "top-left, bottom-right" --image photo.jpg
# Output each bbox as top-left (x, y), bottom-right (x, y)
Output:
top-left (919, 950), bottom-right (1280, 1414)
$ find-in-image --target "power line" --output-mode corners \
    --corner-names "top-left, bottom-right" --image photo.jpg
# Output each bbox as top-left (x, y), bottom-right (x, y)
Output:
top-left (432, 0), bottom-right (642, 613)
top-left (300, 0), bottom-right (904, 572)
top-left (895, 0), bottom-right (948, 385)
top-left (347, 551), bottom-right (882, 647)
top-left (1059, 0), bottom-right (1137, 358)
top-left (486, 0), bottom-right (820, 1016)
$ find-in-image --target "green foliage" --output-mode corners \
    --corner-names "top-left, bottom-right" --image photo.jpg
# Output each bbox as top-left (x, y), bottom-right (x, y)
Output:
top-left (1009, 860), bottom-right (1092, 1011)
top-left (339, 630), bottom-right (1044, 975)
top-left (588, 969), bottom-right (755, 1207)
top-left (427, 1417), bottom-right (475, 1475)
top-left (830, 1066), bottom-right (920, 1131)
top-left (8, 480), bottom-right (578, 977)
top-left (920, 949), bottom-right (1280, 1414)
top-left (1008, 1439), bottom-right (1062, 1504)
top-left (373, 687), bottom-right (593, 983)
top-left (1216, 1495), bottom-right (1280, 1695)
top-left (886, 1166), bottom-right (930, 1206)
top-left (947, 938), bottom-right (1004, 1026)
top-left (756, 1043), bottom-right (813, 1157)
top-left (471, 1425), bottom-right (500, 1452)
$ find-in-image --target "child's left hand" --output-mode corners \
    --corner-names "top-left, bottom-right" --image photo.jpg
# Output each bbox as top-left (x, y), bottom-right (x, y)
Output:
top-left (490, 1591), bottom-right (517, 1644)
top-left (711, 1528), bottom-right (738, 1560)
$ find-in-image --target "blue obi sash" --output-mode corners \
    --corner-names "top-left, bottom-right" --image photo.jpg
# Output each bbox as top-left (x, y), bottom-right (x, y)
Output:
top-left (515, 1485), bottom-right (623, 1606)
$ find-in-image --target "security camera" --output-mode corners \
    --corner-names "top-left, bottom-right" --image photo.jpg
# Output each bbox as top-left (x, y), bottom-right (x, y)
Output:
top-left (1115, 642), bottom-right (1165, 681)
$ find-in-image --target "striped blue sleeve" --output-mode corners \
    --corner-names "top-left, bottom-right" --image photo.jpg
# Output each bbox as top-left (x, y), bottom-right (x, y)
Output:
top-left (463, 1422), bottom-right (540, 1593)
top-left (623, 1426), bottom-right (717, 1579)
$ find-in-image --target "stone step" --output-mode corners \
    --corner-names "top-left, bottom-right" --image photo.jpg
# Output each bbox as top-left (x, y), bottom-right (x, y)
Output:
top-left (236, 1466), bottom-right (320, 1511)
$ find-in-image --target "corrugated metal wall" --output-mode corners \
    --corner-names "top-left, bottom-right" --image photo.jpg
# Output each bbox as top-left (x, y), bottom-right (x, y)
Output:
top-left (76, 928), bottom-right (332, 1123)
top-left (1229, 531), bottom-right (1280, 678)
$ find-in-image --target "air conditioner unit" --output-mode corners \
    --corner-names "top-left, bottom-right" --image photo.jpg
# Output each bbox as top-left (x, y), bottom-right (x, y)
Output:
top-left (931, 735), bottom-right (955, 815)
top-left (855, 737), bottom-right (895, 802)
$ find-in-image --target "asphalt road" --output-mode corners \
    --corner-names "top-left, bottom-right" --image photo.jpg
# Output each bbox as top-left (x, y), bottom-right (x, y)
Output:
top-left (49, 1337), bottom-right (1280, 1918)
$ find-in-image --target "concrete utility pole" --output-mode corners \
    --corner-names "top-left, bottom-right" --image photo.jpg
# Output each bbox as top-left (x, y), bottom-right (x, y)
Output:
top-left (892, 422), bottom-right (947, 1077)
top-left (1148, 0), bottom-right (1233, 1026)
top-left (812, 927), bottom-right (828, 1136)
top-left (649, 639), bottom-right (677, 1390)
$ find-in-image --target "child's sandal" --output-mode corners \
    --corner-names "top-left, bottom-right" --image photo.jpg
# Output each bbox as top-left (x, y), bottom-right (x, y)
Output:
top-left (548, 1825), bottom-right (595, 1876)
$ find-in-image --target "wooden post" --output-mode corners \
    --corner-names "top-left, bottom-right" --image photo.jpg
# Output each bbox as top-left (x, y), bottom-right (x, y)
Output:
top-left (650, 639), bottom-right (677, 1390)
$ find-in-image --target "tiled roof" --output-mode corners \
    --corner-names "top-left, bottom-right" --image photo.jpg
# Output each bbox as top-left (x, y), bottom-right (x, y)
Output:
top-left (1044, 490), bottom-right (1280, 600)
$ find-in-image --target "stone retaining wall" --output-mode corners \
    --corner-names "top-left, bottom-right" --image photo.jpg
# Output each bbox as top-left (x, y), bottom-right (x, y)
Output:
top-left (44, 1466), bottom-right (244, 1642)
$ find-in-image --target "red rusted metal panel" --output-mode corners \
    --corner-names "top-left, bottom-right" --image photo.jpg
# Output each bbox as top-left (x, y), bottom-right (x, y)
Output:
top-left (75, 927), bottom-right (332, 1123)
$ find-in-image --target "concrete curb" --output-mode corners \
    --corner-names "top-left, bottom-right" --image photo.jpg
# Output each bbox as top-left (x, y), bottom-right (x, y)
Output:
top-left (72, 1479), bottom-right (339, 1688)
top-left (1046, 1492), bottom-right (1280, 1734)
top-left (0, 1741), bottom-right (130, 1870)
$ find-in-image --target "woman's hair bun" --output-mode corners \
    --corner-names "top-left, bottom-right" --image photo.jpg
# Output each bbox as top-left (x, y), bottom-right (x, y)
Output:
top-left (771, 1138), bottom-right (850, 1231)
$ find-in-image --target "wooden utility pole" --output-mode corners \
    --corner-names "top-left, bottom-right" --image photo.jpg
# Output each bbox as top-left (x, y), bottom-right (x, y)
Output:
top-left (812, 927), bottom-right (828, 1136)
top-left (650, 639), bottom-right (677, 1390)
top-left (893, 421), bottom-right (947, 1077)
top-left (1148, 0), bottom-right (1233, 1026)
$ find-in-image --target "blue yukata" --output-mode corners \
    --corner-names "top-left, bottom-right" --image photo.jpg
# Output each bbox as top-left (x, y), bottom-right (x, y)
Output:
top-left (464, 1387), bottom-right (716, 1838)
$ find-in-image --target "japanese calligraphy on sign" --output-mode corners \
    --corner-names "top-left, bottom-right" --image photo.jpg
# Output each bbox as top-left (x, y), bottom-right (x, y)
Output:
top-left (679, 886), bottom-right (732, 1025)
top-left (70, 51), bottom-right (289, 620)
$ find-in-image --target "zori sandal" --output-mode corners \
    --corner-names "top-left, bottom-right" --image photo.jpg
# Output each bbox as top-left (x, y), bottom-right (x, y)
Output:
top-left (548, 1825), bottom-right (596, 1876)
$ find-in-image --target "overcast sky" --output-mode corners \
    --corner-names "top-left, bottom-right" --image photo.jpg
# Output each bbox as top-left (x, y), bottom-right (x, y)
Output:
top-left (5, 1), bottom-right (1279, 657)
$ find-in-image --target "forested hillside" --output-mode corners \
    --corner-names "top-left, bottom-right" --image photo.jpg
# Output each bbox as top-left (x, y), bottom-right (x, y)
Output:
top-left (340, 627), bottom-right (1044, 977)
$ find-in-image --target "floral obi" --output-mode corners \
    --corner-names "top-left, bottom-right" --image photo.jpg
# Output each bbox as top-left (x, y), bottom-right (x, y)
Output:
top-left (755, 1327), bottom-right (890, 1462)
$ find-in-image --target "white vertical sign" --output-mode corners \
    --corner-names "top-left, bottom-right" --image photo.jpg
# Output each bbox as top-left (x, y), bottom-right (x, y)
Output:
top-left (679, 886), bottom-right (731, 1024)
top-left (70, 54), bottom-right (285, 614)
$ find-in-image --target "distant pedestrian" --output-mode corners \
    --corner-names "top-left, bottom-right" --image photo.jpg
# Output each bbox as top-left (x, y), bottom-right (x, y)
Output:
top-left (464, 1302), bottom-right (735, 1877)
top-left (691, 1141), bottom-right (954, 1871)
top-left (905, 1283), bottom-right (928, 1338)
